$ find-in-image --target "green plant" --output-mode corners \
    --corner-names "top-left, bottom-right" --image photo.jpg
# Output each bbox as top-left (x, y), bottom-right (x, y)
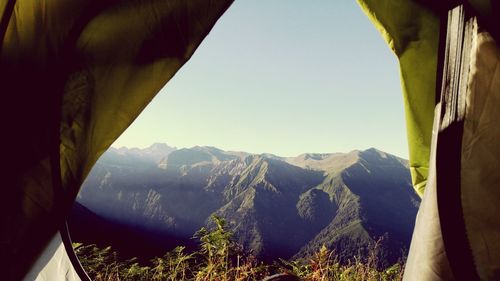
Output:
top-left (74, 219), bottom-right (404, 281)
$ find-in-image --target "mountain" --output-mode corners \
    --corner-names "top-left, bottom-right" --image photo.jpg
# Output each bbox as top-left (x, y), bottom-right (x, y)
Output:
top-left (100, 143), bottom-right (177, 168)
top-left (68, 202), bottom-right (197, 262)
top-left (71, 144), bottom-right (419, 266)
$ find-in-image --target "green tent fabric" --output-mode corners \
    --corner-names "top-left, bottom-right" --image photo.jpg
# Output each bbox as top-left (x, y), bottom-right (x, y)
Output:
top-left (2, 0), bottom-right (500, 280)
top-left (0, 1), bottom-right (233, 279)
top-left (358, 1), bottom-right (500, 280)
top-left (356, 0), bottom-right (440, 197)
top-left (357, 1), bottom-right (499, 197)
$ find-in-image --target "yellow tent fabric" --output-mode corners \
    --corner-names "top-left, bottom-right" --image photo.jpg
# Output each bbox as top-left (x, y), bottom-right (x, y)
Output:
top-left (357, 0), bottom-right (498, 197)
top-left (357, 2), bottom-right (500, 280)
top-left (2, 0), bottom-right (500, 280)
top-left (356, 0), bottom-right (441, 196)
top-left (0, 1), bottom-right (233, 279)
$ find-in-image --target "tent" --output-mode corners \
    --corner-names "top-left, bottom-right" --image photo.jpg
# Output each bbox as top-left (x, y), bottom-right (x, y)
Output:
top-left (0, 0), bottom-right (499, 280)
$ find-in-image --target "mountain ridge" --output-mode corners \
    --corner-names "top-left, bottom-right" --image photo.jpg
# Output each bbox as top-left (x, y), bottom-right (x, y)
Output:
top-left (71, 143), bottom-right (419, 266)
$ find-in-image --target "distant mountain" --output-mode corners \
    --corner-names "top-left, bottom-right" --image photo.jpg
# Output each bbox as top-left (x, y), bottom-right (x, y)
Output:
top-left (100, 143), bottom-right (177, 168)
top-left (71, 144), bottom-right (419, 266)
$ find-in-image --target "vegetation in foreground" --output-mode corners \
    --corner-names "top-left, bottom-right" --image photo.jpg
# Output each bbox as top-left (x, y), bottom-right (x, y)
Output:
top-left (74, 216), bottom-right (404, 281)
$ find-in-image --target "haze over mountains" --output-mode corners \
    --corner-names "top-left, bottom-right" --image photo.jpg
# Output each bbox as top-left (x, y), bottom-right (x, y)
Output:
top-left (70, 143), bottom-right (420, 266)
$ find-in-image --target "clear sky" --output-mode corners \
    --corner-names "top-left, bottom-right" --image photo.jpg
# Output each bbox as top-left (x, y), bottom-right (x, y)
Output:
top-left (112, 0), bottom-right (408, 158)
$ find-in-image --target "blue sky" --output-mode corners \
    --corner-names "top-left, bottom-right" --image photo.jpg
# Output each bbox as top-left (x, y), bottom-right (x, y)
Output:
top-left (112, 0), bottom-right (408, 158)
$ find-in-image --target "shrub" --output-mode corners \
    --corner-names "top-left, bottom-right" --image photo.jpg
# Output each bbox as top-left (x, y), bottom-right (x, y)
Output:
top-left (74, 217), bottom-right (404, 280)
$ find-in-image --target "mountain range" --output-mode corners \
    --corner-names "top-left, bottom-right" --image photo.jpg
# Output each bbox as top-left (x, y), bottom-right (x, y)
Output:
top-left (69, 143), bottom-right (420, 266)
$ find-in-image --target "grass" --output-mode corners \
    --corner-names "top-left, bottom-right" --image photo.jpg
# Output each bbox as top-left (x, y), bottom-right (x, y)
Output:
top-left (73, 216), bottom-right (404, 281)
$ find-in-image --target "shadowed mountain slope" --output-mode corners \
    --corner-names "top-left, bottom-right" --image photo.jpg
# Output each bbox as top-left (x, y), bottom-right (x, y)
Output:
top-left (71, 144), bottom-right (419, 265)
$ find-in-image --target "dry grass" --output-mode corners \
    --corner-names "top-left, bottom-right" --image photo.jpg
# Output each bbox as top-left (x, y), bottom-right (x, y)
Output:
top-left (74, 217), bottom-right (404, 281)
